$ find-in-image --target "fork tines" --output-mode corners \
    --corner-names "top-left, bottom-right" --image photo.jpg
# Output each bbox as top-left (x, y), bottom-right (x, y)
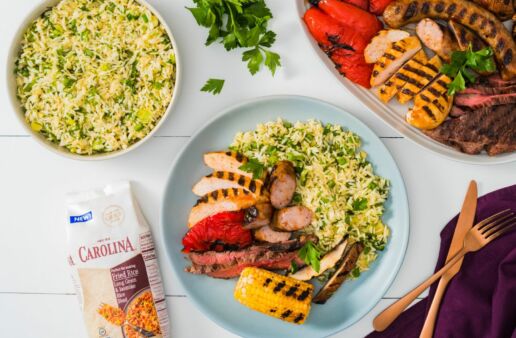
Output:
top-left (476, 209), bottom-right (516, 240)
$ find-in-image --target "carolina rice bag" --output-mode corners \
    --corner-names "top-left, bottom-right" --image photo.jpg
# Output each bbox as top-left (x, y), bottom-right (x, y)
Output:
top-left (66, 181), bottom-right (169, 338)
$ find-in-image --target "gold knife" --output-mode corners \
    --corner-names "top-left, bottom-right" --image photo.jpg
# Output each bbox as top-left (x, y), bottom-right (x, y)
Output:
top-left (419, 180), bottom-right (478, 338)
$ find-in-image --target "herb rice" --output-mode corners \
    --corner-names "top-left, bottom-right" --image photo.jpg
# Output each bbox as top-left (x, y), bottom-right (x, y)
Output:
top-left (231, 119), bottom-right (390, 273)
top-left (15, 0), bottom-right (176, 154)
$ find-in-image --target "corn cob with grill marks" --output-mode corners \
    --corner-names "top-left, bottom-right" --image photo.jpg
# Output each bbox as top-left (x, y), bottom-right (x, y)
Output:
top-left (234, 267), bottom-right (314, 324)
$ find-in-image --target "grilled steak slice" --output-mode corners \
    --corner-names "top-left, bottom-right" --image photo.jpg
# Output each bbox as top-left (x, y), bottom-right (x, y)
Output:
top-left (186, 252), bottom-right (305, 279)
top-left (186, 240), bottom-right (303, 266)
top-left (485, 75), bottom-right (516, 87)
top-left (454, 92), bottom-right (516, 109)
top-left (424, 104), bottom-right (516, 156)
top-left (461, 85), bottom-right (516, 95)
top-left (449, 106), bottom-right (469, 118)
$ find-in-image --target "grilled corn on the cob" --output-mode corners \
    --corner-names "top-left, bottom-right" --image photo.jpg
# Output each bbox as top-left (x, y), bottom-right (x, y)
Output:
top-left (234, 267), bottom-right (314, 324)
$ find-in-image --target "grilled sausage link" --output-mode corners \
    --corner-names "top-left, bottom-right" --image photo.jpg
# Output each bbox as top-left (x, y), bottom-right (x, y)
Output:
top-left (470, 0), bottom-right (514, 20)
top-left (271, 206), bottom-right (314, 232)
top-left (269, 160), bottom-right (297, 209)
top-left (383, 0), bottom-right (516, 80)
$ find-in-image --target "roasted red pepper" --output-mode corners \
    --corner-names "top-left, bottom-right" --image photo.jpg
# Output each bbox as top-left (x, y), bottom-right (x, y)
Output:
top-left (309, 0), bottom-right (382, 41)
top-left (369, 0), bottom-right (394, 15)
top-left (304, 8), bottom-right (372, 88)
top-left (182, 211), bottom-right (252, 253)
top-left (303, 7), bottom-right (368, 53)
top-left (339, 0), bottom-right (369, 11)
top-left (331, 52), bottom-right (373, 88)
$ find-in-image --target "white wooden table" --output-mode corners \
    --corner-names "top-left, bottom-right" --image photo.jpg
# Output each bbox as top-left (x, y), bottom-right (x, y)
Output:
top-left (1, 1), bottom-right (515, 337)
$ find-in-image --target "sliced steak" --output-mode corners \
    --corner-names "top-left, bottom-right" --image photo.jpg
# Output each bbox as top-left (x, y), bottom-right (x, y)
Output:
top-left (461, 85), bottom-right (516, 96)
top-left (485, 75), bottom-right (516, 87)
top-left (454, 93), bottom-right (516, 109)
top-left (186, 238), bottom-right (308, 266)
top-left (187, 253), bottom-right (305, 279)
top-left (449, 106), bottom-right (469, 118)
top-left (424, 104), bottom-right (516, 156)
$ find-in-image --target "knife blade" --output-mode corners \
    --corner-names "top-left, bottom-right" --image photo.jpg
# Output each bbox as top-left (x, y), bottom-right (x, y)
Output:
top-left (419, 180), bottom-right (477, 338)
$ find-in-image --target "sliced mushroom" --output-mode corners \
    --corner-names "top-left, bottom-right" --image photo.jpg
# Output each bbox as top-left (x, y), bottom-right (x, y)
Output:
top-left (289, 239), bottom-right (348, 281)
top-left (313, 242), bottom-right (364, 304)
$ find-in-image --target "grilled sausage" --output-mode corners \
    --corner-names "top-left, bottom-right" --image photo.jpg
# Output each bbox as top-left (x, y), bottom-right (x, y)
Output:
top-left (448, 20), bottom-right (488, 52)
top-left (470, 0), bottom-right (514, 20)
top-left (383, 0), bottom-right (516, 80)
top-left (253, 225), bottom-right (291, 243)
top-left (271, 206), bottom-right (314, 232)
top-left (243, 203), bottom-right (273, 229)
top-left (269, 161), bottom-right (296, 209)
top-left (416, 19), bottom-right (458, 62)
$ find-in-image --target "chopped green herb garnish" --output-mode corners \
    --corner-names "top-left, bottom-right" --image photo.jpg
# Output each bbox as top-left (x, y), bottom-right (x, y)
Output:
top-left (201, 78), bottom-right (225, 95)
top-left (440, 45), bottom-right (496, 96)
top-left (187, 0), bottom-right (281, 77)
top-left (239, 158), bottom-right (265, 179)
top-left (298, 241), bottom-right (321, 273)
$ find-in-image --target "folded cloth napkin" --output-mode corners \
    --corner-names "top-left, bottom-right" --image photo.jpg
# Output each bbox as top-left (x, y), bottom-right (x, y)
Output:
top-left (367, 184), bottom-right (516, 338)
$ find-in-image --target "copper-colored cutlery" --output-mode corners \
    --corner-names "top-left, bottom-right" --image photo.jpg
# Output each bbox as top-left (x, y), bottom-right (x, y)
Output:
top-left (373, 207), bottom-right (516, 333)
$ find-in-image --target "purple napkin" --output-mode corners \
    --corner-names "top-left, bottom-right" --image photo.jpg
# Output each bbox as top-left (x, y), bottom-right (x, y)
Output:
top-left (367, 184), bottom-right (516, 338)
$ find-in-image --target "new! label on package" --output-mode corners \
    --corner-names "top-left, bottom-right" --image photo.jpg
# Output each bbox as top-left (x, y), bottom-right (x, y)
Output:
top-left (66, 181), bottom-right (169, 338)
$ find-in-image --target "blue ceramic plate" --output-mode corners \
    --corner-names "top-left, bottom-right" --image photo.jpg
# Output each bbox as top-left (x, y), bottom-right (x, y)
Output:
top-left (160, 96), bottom-right (409, 338)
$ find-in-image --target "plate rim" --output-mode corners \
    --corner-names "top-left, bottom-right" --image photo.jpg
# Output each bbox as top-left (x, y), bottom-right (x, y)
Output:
top-left (295, 0), bottom-right (516, 165)
top-left (159, 94), bottom-right (410, 337)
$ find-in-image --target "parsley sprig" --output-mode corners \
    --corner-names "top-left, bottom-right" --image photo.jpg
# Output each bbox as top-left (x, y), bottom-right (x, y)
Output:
top-left (298, 241), bottom-right (322, 273)
top-left (440, 45), bottom-right (496, 96)
top-left (239, 158), bottom-right (265, 179)
top-left (187, 0), bottom-right (281, 77)
top-left (201, 78), bottom-right (225, 95)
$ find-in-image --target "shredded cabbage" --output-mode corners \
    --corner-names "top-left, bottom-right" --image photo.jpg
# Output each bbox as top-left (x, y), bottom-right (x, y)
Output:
top-left (15, 0), bottom-right (175, 154)
top-left (231, 119), bottom-right (390, 273)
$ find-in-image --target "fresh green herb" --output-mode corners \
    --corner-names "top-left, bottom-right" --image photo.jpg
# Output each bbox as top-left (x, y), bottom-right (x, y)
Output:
top-left (440, 45), bottom-right (496, 96)
top-left (187, 0), bottom-right (281, 77)
top-left (298, 241), bottom-right (321, 273)
top-left (239, 158), bottom-right (265, 179)
top-left (289, 260), bottom-right (299, 274)
top-left (352, 198), bottom-right (368, 211)
top-left (351, 267), bottom-right (361, 278)
top-left (201, 78), bottom-right (225, 95)
top-left (292, 192), bottom-right (302, 204)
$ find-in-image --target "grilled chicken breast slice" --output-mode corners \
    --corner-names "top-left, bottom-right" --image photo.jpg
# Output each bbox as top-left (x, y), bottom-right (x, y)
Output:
top-left (364, 29), bottom-right (410, 64)
top-left (397, 54), bottom-right (442, 104)
top-left (192, 171), bottom-right (266, 197)
top-left (203, 151), bottom-right (264, 180)
top-left (370, 36), bottom-right (422, 87)
top-left (407, 74), bottom-right (453, 130)
top-left (378, 49), bottom-right (428, 103)
top-left (188, 188), bottom-right (257, 227)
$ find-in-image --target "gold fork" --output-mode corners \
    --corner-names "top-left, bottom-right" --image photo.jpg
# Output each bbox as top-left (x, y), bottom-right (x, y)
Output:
top-left (373, 209), bottom-right (516, 332)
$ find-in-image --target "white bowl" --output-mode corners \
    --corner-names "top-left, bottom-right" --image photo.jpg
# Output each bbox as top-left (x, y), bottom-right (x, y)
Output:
top-left (296, 0), bottom-right (516, 165)
top-left (6, 0), bottom-right (182, 160)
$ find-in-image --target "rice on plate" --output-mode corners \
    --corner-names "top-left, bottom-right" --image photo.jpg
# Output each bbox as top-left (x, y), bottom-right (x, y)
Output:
top-left (231, 119), bottom-right (390, 275)
top-left (14, 0), bottom-right (176, 155)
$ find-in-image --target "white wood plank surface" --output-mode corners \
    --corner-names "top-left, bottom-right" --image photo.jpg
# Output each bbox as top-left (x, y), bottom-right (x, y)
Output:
top-left (0, 0), bottom-right (515, 337)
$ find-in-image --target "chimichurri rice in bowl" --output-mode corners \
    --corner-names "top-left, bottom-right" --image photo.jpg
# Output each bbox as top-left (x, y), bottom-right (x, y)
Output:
top-left (231, 119), bottom-right (390, 275)
top-left (13, 0), bottom-right (177, 156)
